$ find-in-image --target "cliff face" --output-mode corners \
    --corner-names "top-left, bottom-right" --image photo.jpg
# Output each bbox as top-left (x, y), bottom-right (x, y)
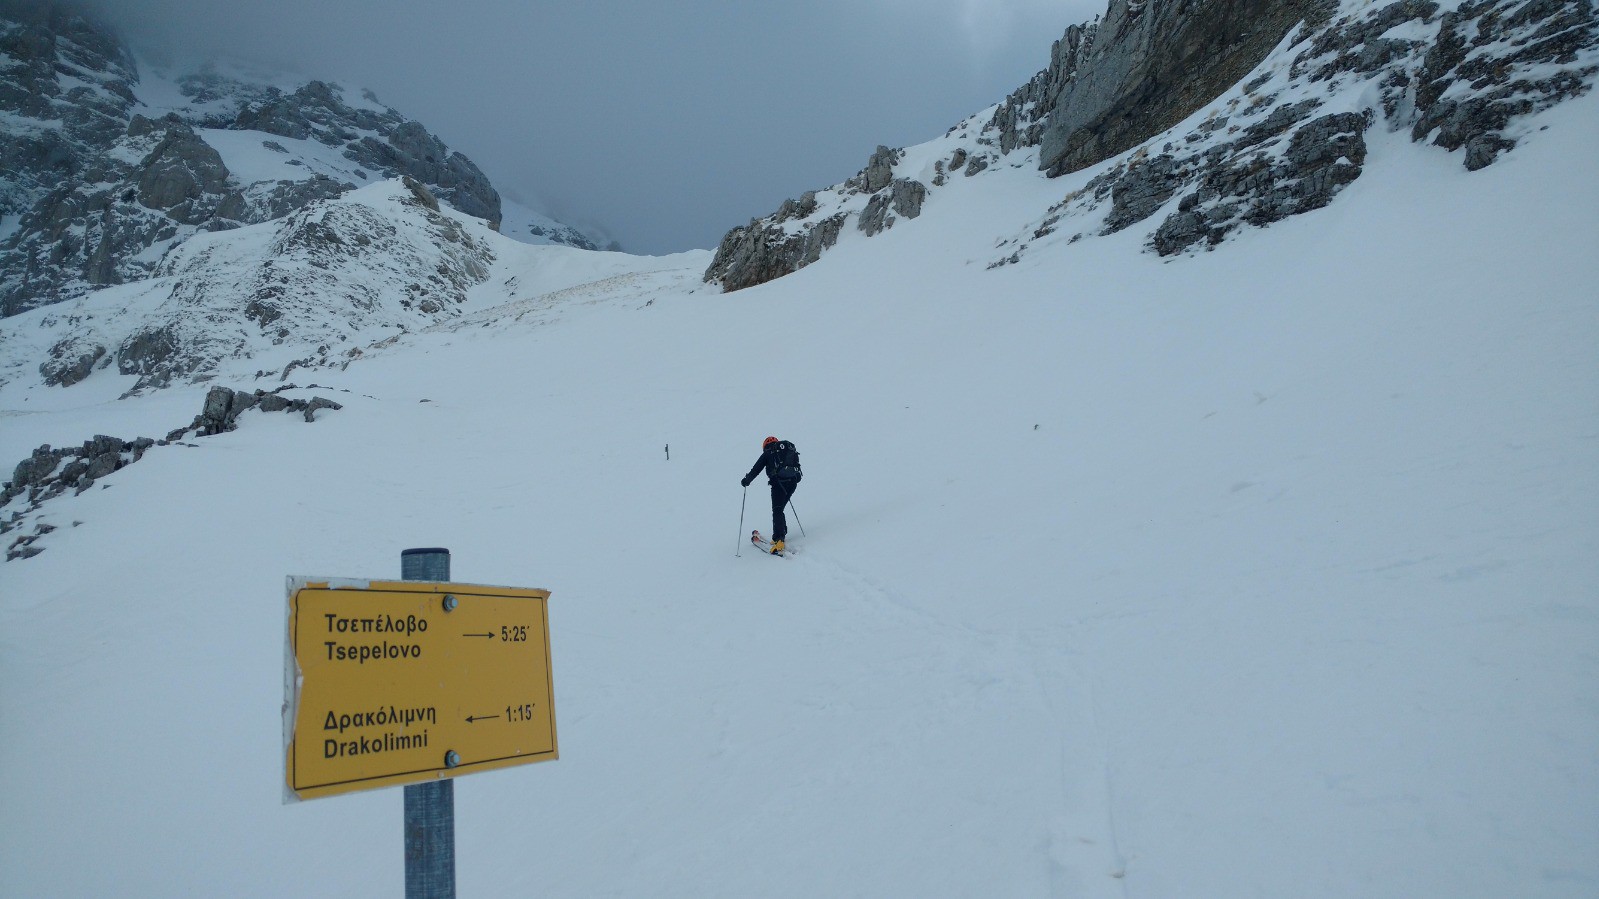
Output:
top-left (1036, 0), bottom-right (1329, 177)
top-left (995, 0), bottom-right (1598, 265)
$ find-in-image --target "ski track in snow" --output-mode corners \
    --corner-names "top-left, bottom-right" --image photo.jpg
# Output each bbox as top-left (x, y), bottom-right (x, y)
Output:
top-left (792, 543), bottom-right (1133, 895)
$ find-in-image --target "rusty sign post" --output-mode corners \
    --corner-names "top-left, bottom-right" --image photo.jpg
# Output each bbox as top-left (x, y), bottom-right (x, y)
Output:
top-left (282, 550), bottom-right (557, 897)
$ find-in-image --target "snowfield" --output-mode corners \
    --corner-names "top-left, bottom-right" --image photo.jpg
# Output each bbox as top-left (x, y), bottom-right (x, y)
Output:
top-left (1, 87), bottom-right (1596, 899)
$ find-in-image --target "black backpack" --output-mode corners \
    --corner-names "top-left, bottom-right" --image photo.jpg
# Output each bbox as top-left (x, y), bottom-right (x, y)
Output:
top-left (771, 440), bottom-right (802, 482)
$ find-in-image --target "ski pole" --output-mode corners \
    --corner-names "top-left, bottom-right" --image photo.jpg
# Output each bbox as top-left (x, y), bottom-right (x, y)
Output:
top-left (736, 486), bottom-right (747, 556)
top-left (787, 494), bottom-right (805, 538)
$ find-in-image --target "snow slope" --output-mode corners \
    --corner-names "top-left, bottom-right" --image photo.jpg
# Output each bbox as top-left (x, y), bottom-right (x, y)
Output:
top-left (1, 78), bottom-right (1596, 899)
top-left (0, 180), bottom-right (694, 398)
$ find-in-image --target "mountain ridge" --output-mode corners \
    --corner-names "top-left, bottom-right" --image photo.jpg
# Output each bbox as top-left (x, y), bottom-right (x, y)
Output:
top-left (0, 0), bottom-right (601, 317)
top-left (704, 0), bottom-right (1596, 291)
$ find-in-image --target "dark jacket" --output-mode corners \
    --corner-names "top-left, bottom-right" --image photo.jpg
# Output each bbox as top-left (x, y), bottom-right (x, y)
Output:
top-left (744, 442), bottom-right (800, 486)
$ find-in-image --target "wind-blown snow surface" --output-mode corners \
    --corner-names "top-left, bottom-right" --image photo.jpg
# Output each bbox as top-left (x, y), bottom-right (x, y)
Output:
top-left (2, 93), bottom-right (1596, 897)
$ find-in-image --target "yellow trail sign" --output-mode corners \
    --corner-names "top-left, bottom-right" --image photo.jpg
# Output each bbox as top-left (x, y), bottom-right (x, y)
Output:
top-left (283, 578), bottom-right (557, 802)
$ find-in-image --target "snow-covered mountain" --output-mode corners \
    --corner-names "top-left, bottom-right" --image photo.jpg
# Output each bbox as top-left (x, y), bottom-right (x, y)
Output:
top-left (0, 176), bottom-right (688, 399)
top-left (1, 0), bottom-right (1596, 895)
top-left (1, 178), bottom-right (499, 394)
top-left (706, 0), bottom-right (1597, 289)
top-left (0, 0), bottom-right (602, 317)
top-left (499, 196), bottom-right (609, 252)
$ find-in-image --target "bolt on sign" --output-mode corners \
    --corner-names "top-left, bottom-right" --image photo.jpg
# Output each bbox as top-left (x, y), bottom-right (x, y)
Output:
top-left (283, 577), bottom-right (557, 802)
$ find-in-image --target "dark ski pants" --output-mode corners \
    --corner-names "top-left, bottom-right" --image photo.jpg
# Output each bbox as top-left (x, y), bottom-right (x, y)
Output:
top-left (770, 479), bottom-right (798, 542)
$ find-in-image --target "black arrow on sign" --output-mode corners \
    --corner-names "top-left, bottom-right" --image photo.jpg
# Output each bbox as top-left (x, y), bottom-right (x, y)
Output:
top-left (466, 714), bottom-right (501, 723)
top-left (462, 632), bottom-right (494, 638)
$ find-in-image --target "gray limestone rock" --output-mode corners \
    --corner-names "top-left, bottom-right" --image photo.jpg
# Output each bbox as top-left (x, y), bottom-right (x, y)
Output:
top-left (863, 145), bottom-right (900, 193)
top-left (999, 0), bottom-right (1593, 266)
top-left (302, 397), bottom-right (342, 421)
top-left (774, 192), bottom-right (818, 223)
top-left (1149, 111), bottom-right (1369, 254)
top-left (402, 175), bottom-right (441, 212)
top-left (702, 213), bottom-right (847, 292)
top-left (253, 175), bottom-right (352, 221)
top-left (198, 386), bottom-right (238, 435)
top-left (859, 179), bottom-right (928, 236)
top-left (859, 194), bottom-right (893, 237)
top-left (986, 22), bottom-right (1099, 155)
top-left (227, 389), bottom-right (259, 420)
top-left (135, 121), bottom-right (231, 219)
top-left (1103, 154), bottom-right (1187, 234)
top-left (85, 434), bottom-right (122, 456)
top-left (1039, 0), bottom-right (1329, 177)
top-left (891, 179), bottom-right (927, 219)
top-left (126, 113), bottom-right (160, 138)
top-left (187, 384), bottom-right (347, 434)
top-left (1297, 0), bottom-right (1439, 80)
top-left (57, 459), bottom-right (89, 484)
top-left (116, 326), bottom-right (181, 380)
top-left (0, 381), bottom-right (341, 556)
top-left (85, 450), bottom-right (119, 480)
top-left (11, 446), bottom-right (61, 489)
top-left (1379, 0), bottom-right (1591, 169)
top-left (345, 121), bottom-right (500, 226)
top-left (40, 342), bottom-right (107, 387)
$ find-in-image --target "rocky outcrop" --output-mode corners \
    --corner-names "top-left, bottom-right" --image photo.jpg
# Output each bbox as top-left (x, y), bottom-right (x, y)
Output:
top-left (237, 83), bottom-right (501, 223)
top-left (1038, 0), bottom-right (1331, 177)
top-left (1406, 0), bottom-right (1597, 169)
top-left (703, 143), bottom-right (930, 290)
top-left (858, 178), bottom-right (927, 237)
top-left (186, 384), bottom-right (343, 436)
top-left (987, 22), bottom-right (1101, 155)
top-left (39, 342), bottom-right (105, 387)
top-left (1, 383), bottom-right (343, 559)
top-left (2, 434), bottom-right (152, 559)
top-left (702, 212), bottom-right (848, 293)
top-left (207, 78), bottom-right (500, 226)
top-left (860, 145), bottom-right (899, 193)
top-left (1148, 110), bottom-right (1369, 253)
top-left (135, 121), bottom-right (232, 216)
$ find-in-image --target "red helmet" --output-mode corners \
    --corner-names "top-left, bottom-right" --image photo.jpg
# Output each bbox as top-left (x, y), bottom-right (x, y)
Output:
top-left (763, 436), bottom-right (778, 448)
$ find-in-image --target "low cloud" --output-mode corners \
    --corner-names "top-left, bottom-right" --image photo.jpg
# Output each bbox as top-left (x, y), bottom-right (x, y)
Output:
top-left (80, 0), bottom-right (1105, 254)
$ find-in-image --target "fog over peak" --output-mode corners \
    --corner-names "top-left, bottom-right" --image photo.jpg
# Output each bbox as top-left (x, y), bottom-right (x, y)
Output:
top-left (83, 0), bottom-right (1100, 254)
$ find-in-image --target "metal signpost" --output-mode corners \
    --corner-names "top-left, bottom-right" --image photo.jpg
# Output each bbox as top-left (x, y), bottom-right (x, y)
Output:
top-left (283, 549), bottom-right (557, 897)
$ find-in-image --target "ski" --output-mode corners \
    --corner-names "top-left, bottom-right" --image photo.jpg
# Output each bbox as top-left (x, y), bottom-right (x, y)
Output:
top-left (750, 529), bottom-right (780, 555)
top-left (750, 530), bottom-right (793, 557)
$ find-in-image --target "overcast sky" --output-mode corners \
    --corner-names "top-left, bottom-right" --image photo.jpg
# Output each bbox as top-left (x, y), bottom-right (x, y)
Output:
top-left (94, 0), bottom-right (1105, 254)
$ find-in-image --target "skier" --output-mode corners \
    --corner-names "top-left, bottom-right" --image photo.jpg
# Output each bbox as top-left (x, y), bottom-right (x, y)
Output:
top-left (741, 436), bottom-right (802, 553)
